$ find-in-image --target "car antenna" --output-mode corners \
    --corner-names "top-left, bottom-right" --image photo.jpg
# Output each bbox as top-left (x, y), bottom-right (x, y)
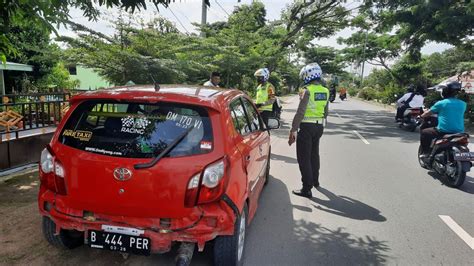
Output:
top-left (149, 74), bottom-right (160, 92)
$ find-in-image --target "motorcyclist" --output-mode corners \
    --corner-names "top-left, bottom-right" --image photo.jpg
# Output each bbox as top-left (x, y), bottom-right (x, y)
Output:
top-left (254, 68), bottom-right (276, 126)
top-left (395, 85), bottom-right (425, 122)
top-left (289, 63), bottom-right (329, 198)
top-left (419, 81), bottom-right (466, 156)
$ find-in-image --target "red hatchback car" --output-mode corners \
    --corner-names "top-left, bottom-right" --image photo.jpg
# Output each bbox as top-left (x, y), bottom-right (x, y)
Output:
top-left (38, 85), bottom-right (279, 265)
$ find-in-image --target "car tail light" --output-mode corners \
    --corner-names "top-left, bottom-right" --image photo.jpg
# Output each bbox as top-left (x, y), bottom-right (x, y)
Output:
top-left (184, 158), bottom-right (227, 207)
top-left (39, 147), bottom-right (67, 195)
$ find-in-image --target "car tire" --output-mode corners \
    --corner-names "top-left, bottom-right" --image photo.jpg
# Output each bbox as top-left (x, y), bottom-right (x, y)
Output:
top-left (42, 216), bottom-right (84, 249)
top-left (213, 203), bottom-right (248, 266)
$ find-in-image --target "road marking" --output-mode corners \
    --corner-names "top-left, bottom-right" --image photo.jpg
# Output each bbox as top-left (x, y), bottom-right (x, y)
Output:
top-left (335, 112), bottom-right (342, 119)
top-left (352, 130), bottom-right (370, 145)
top-left (439, 215), bottom-right (474, 250)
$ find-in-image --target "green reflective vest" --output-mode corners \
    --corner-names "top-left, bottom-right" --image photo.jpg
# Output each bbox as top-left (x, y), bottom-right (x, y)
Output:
top-left (255, 83), bottom-right (273, 111)
top-left (302, 84), bottom-right (329, 123)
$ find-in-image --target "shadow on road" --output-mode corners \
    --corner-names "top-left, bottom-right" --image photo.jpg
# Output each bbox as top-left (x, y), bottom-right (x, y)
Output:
top-left (325, 109), bottom-right (420, 143)
top-left (310, 187), bottom-right (387, 222)
top-left (245, 175), bottom-right (390, 265)
top-left (271, 153), bottom-right (298, 164)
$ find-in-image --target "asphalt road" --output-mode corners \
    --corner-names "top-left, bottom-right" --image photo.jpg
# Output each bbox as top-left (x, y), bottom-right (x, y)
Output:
top-left (239, 95), bottom-right (474, 265)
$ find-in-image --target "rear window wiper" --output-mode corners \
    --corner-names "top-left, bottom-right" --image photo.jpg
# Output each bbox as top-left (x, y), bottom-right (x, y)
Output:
top-left (134, 126), bottom-right (194, 170)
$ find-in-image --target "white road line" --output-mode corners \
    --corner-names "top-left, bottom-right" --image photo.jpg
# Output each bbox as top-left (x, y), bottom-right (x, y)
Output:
top-left (352, 130), bottom-right (370, 145)
top-left (439, 215), bottom-right (474, 250)
top-left (336, 112), bottom-right (342, 119)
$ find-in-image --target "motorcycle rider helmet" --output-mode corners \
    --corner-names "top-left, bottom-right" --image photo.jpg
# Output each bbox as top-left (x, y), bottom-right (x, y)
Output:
top-left (441, 81), bottom-right (462, 99)
top-left (299, 63), bottom-right (322, 84)
top-left (406, 84), bottom-right (415, 93)
top-left (254, 68), bottom-right (270, 82)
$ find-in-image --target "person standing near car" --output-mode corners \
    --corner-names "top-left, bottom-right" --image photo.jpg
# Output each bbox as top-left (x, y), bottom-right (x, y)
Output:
top-left (254, 68), bottom-right (276, 126)
top-left (203, 72), bottom-right (221, 87)
top-left (288, 63), bottom-right (329, 198)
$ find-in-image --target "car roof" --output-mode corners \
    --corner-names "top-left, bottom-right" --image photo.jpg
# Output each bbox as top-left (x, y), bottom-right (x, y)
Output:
top-left (70, 84), bottom-right (246, 110)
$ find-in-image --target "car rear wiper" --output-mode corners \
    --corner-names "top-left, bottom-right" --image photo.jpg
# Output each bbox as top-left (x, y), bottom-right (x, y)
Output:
top-left (134, 127), bottom-right (194, 170)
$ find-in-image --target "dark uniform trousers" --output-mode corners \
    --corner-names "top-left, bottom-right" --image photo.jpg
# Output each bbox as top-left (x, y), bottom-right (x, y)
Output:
top-left (297, 122), bottom-right (324, 191)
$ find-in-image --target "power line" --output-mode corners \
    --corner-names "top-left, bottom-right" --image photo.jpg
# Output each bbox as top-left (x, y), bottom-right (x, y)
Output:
top-left (168, 6), bottom-right (190, 34)
top-left (214, 0), bottom-right (230, 16)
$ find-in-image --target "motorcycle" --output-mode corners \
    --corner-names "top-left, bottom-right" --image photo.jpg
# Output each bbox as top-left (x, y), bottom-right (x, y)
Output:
top-left (417, 118), bottom-right (473, 188)
top-left (339, 92), bottom-right (347, 101)
top-left (398, 107), bottom-right (423, 132)
top-left (329, 89), bottom-right (336, 103)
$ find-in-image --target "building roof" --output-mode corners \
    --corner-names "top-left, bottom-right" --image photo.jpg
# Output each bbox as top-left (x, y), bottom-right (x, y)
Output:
top-left (0, 62), bottom-right (33, 72)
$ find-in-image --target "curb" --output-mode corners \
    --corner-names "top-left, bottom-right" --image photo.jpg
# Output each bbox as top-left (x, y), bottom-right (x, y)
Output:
top-left (0, 164), bottom-right (38, 183)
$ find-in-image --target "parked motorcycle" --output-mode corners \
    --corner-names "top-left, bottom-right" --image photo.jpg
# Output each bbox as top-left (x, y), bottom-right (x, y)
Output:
top-left (418, 118), bottom-right (472, 188)
top-left (398, 107), bottom-right (423, 132)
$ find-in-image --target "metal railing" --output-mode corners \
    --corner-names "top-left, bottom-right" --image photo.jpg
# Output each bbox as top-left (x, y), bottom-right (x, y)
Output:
top-left (1, 93), bottom-right (71, 141)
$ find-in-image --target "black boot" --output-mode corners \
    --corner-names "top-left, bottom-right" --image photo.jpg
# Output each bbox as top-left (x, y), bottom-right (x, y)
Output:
top-left (292, 189), bottom-right (312, 198)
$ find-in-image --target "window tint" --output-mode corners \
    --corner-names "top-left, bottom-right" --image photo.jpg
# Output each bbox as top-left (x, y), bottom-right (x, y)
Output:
top-left (59, 101), bottom-right (213, 158)
top-left (242, 98), bottom-right (262, 131)
top-left (230, 99), bottom-right (251, 135)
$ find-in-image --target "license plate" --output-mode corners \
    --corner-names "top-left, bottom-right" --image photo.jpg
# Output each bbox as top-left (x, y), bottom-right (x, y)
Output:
top-left (88, 230), bottom-right (150, 255)
top-left (454, 152), bottom-right (474, 161)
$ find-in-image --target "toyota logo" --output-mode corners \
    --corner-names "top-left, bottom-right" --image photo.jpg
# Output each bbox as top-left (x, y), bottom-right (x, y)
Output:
top-left (113, 168), bottom-right (133, 181)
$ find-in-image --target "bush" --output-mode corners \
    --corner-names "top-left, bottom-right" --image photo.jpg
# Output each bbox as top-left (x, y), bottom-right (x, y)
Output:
top-left (348, 87), bottom-right (358, 97)
top-left (378, 84), bottom-right (406, 104)
top-left (358, 86), bottom-right (379, 101)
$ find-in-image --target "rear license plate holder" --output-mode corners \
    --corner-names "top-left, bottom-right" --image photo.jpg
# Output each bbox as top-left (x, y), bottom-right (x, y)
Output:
top-left (88, 230), bottom-right (150, 256)
top-left (454, 152), bottom-right (474, 161)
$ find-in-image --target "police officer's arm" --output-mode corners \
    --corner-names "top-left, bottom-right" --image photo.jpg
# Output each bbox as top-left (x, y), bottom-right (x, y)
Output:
top-left (290, 89), bottom-right (309, 133)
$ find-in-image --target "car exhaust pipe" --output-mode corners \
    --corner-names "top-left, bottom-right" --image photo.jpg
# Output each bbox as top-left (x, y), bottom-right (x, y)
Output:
top-left (175, 242), bottom-right (195, 266)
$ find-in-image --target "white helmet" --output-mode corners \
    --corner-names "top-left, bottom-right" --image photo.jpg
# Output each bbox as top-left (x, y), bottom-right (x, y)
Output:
top-left (254, 68), bottom-right (270, 82)
top-left (299, 63), bottom-right (322, 84)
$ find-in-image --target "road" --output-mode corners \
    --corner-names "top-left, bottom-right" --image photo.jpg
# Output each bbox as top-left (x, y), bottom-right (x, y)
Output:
top-left (1, 95), bottom-right (473, 265)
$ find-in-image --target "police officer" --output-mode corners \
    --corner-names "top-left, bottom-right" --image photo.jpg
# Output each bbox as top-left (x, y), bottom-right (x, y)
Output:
top-left (288, 63), bottom-right (329, 198)
top-left (254, 68), bottom-right (276, 126)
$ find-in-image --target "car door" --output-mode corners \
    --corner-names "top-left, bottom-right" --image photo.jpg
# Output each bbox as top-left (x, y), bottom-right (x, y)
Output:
top-left (241, 97), bottom-right (270, 193)
top-left (230, 98), bottom-right (261, 187)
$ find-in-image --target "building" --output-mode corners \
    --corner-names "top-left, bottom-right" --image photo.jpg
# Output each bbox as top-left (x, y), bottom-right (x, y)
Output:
top-left (68, 65), bottom-right (112, 91)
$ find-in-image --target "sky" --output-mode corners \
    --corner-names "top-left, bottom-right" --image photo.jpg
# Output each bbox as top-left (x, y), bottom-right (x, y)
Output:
top-left (59, 0), bottom-right (453, 76)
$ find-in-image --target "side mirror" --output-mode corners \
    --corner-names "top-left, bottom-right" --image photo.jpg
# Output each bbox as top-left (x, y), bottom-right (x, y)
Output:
top-left (266, 118), bottom-right (280, 130)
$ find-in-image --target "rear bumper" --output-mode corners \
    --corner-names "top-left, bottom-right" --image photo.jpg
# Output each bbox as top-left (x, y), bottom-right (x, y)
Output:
top-left (38, 188), bottom-right (236, 253)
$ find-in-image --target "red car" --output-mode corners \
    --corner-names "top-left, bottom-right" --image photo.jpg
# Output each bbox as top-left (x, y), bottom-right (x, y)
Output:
top-left (38, 85), bottom-right (279, 265)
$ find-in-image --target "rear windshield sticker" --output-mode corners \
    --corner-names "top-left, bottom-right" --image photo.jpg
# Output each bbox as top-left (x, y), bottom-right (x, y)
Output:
top-left (166, 111), bottom-right (203, 130)
top-left (62, 129), bottom-right (92, 141)
top-left (314, 93), bottom-right (327, 101)
top-left (121, 116), bottom-right (151, 134)
top-left (200, 141), bottom-right (212, 150)
top-left (85, 147), bottom-right (123, 156)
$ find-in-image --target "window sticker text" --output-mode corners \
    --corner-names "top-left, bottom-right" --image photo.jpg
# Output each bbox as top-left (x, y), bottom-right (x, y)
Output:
top-left (62, 130), bottom-right (93, 141)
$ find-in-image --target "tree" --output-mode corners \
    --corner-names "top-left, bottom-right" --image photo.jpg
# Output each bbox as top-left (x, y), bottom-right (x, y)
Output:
top-left (0, 0), bottom-right (205, 62)
top-left (361, 0), bottom-right (474, 60)
top-left (280, 0), bottom-right (349, 49)
top-left (304, 46), bottom-right (346, 74)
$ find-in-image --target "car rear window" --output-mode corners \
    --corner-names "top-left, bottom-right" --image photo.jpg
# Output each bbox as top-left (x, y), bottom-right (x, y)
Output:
top-left (59, 100), bottom-right (213, 158)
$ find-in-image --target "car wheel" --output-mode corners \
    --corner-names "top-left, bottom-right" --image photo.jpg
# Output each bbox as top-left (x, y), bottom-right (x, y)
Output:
top-left (42, 216), bottom-right (84, 249)
top-left (213, 203), bottom-right (248, 266)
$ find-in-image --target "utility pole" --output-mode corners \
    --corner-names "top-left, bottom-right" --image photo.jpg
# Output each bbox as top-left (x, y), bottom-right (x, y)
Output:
top-left (360, 30), bottom-right (368, 87)
top-left (200, 0), bottom-right (207, 37)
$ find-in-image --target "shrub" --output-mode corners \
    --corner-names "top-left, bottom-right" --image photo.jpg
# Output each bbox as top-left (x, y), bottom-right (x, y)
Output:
top-left (358, 86), bottom-right (379, 101)
top-left (348, 87), bottom-right (358, 96)
top-left (378, 84), bottom-right (406, 104)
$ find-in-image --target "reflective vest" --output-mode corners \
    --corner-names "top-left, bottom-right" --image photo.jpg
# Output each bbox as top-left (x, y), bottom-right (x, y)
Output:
top-left (302, 84), bottom-right (329, 124)
top-left (255, 83), bottom-right (273, 112)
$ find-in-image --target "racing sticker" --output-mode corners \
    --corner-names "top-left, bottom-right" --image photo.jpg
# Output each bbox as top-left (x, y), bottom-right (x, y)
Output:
top-left (62, 129), bottom-right (93, 141)
top-left (200, 141), bottom-right (212, 150)
top-left (314, 93), bottom-right (328, 101)
top-left (121, 116), bottom-right (151, 134)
